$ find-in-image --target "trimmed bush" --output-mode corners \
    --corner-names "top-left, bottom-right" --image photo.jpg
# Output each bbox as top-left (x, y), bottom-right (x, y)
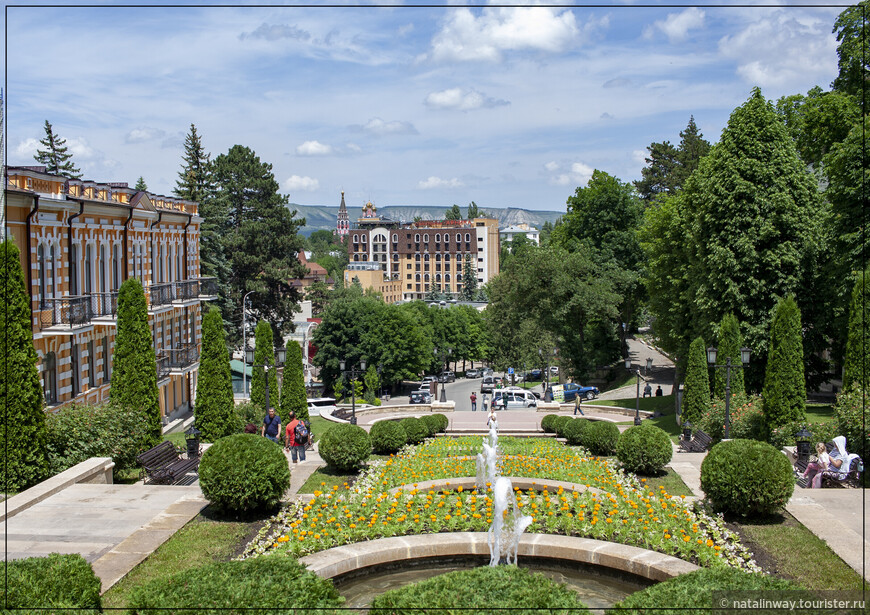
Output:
top-left (616, 424), bottom-right (673, 475)
top-left (682, 336), bottom-right (710, 427)
top-left (370, 565), bottom-right (590, 615)
top-left (319, 423), bottom-right (372, 472)
top-left (234, 400), bottom-right (262, 432)
top-left (370, 420), bottom-right (407, 455)
top-left (421, 414), bottom-right (441, 436)
top-left (552, 415), bottom-right (572, 437)
top-left (606, 566), bottom-right (805, 615)
top-left (540, 414), bottom-right (558, 433)
top-left (582, 421), bottom-right (620, 456)
top-left (762, 295), bottom-right (806, 437)
top-left (700, 439), bottom-right (794, 517)
top-left (432, 413), bottom-right (449, 432)
top-left (251, 320), bottom-right (279, 412)
top-left (194, 306), bottom-right (236, 442)
top-left (842, 268), bottom-right (869, 391)
top-left (562, 418), bottom-right (591, 446)
top-left (198, 434), bottom-right (290, 513)
top-left (400, 417), bottom-right (429, 445)
top-left (281, 340), bottom-right (309, 422)
top-left (127, 554), bottom-right (343, 614)
top-left (3, 553), bottom-right (101, 612)
top-left (45, 402), bottom-right (152, 477)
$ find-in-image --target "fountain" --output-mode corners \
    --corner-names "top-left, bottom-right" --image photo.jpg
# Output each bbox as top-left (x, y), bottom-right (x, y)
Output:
top-left (476, 422), bottom-right (500, 491)
top-left (488, 476), bottom-right (534, 566)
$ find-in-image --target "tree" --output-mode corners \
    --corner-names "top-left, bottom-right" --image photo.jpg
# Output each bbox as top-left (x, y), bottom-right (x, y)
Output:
top-left (713, 314), bottom-right (745, 399)
top-left (682, 337), bottom-right (710, 426)
top-left (674, 116), bottom-right (712, 187)
top-left (250, 320), bottom-right (279, 413)
top-left (843, 269), bottom-right (870, 391)
top-left (281, 341), bottom-right (308, 422)
top-left (467, 201), bottom-right (482, 219)
top-left (445, 204), bottom-right (462, 220)
top-left (831, 0), bottom-right (869, 100)
top-left (363, 365), bottom-right (380, 404)
top-left (776, 87), bottom-right (860, 167)
top-left (634, 117), bottom-right (710, 201)
top-left (0, 238), bottom-right (48, 491)
top-left (460, 253), bottom-right (478, 301)
top-left (194, 306), bottom-right (235, 442)
top-left (111, 278), bottom-right (160, 449)
top-left (174, 124), bottom-right (212, 202)
top-left (306, 280), bottom-right (332, 317)
top-left (34, 120), bottom-right (81, 179)
top-left (134, 176), bottom-right (148, 191)
top-left (762, 296), bottom-right (806, 436)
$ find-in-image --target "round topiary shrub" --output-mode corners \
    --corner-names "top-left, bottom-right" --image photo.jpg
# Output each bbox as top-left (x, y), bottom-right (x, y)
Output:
top-left (370, 420), bottom-right (407, 455)
top-left (606, 566), bottom-right (806, 615)
top-left (552, 415), bottom-right (572, 437)
top-left (319, 423), bottom-right (372, 472)
top-left (371, 565), bottom-right (590, 615)
top-left (421, 414), bottom-right (441, 436)
top-left (198, 434), bottom-right (290, 513)
top-left (700, 438), bottom-right (794, 517)
top-left (127, 554), bottom-right (344, 613)
top-left (581, 421), bottom-right (620, 456)
top-left (541, 414), bottom-right (558, 433)
top-left (400, 417), bottom-right (429, 445)
top-left (562, 418), bottom-right (591, 446)
top-left (432, 413), bottom-right (449, 432)
top-left (616, 424), bottom-right (673, 475)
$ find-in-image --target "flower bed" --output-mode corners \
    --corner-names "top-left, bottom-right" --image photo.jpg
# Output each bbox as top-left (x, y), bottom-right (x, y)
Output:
top-left (240, 437), bottom-right (757, 573)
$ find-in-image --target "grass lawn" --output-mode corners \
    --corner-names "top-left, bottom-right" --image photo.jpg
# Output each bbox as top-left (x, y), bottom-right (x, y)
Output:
top-left (602, 395), bottom-right (681, 442)
top-left (639, 468), bottom-right (694, 497)
top-left (805, 403), bottom-right (835, 423)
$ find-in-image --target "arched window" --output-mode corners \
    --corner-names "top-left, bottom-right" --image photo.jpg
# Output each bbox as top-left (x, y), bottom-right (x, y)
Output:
top-left (435, 274), bottom-right (441, 282)
top-left (424, 254), bottom-right (430, 261)
top-left (457, 273), bottom-right (463, 282)
top-left (415, 234), bottom-right (420, 242)
top-left (415, 273), bottom-right (421, 281)
top-left (444, 234), bottom-right (450, 243)
top-left (424, 274), bottom-right (430, 282)
top-left (415, 254), bottom-right (421, 261)
top-left (423, 234), bottom-right (429, 242)
top-left (84, 245), bottom-right (93, 294)
top-left (43, 352), bottom-right (57, 404)
top-left (361, 234), bottom-right (367, 243)
top-left (456, 253), bottom-right (463, 262)
top-left (435, 233), bottom-right (441, 243)
top-left (445, 274), bottom-right (451, 282)
top-left (435, 254), bottom-right (441, 262)
top-left (353, 254), bottom-right (359, 261)
top-left (392, 234), bottom-right (398, 243)
top-left (465, 233), bottom-right (471, 242)
top-left (456, 233), bottom-right (461, 242)
top-left (37, 244), bottom-right (46, 308)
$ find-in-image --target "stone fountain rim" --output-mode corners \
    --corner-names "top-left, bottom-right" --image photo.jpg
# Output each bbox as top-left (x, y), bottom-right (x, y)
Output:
top-left (299, 532), bottom-right (700, 584)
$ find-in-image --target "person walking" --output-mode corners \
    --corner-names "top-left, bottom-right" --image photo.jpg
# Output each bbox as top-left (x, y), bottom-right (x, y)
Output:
top-left (284, 411), bottom-right (307, 463)
top-left (470, 392), bottom-right (477, 412)
top-left (482, 393), bottom-right (489, 413)
top-left (261, 407), bottom-right (282, 443)
top-left (573, 394), bottom-right (585, 416)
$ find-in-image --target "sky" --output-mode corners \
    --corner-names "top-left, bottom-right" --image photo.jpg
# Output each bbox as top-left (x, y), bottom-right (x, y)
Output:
top-left (4, 1), bottom-right (848, 213)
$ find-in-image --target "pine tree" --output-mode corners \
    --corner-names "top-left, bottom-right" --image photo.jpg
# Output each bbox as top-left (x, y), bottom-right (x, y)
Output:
top-left (134, 176), bottom-right (148, 191)
top-left (682, 337), bottom-right (710, 426)
top-left (111, 278), bottom-right (160, 449)
top-left (34, 120), bottom-right (81, 179)
top-left (713, 314), bottom-right (745, 399)
top-left (281, 341), bottom-right (308, 422)
top-left (843, 269), bottom-right (869, 391)
top-left (674, 116), bottom-right (711, 187)
top-left (0, 238), bottom-right (48, 491)
top-left (460, 253), bottom-right (478, 300)
top-left (762, 295), bottom-right (806, 436)
top-left (194, 306), bottom-right (235, 442)
top-left (250, 320), bottom-right (279, 413)
top-left (174, 124), bottom-right (212, 202)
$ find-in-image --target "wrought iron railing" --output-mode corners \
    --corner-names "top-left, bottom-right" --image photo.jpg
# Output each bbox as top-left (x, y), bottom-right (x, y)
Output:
top-left (148, 283), bottom-right (174, 308)
top-left (175, 279), bottom-right (199, 302)
top-left (197, 277), bottom-right (218, 297)
top-left (90, 292), bottom-right (119, 318)
top-left (167, 343), bottom-right (199, 370)
top-left (156, 354), bottom-right (171, 380)
top-left (39, 296), bottom-right (91, 329)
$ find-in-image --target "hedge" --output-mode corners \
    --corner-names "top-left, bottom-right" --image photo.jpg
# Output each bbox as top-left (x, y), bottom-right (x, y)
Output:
top-left (2, 553), bottom-right (101, 613)
top-left (582, 421), bottom-right (620, 456)
top-left (400, 417), bottom-right (429, 445)
top-left (370, 420), bottom-right (407, 455)
top-left (319, 423), bottom-right (372, 472)
top-left (616, 424), bottom-right (673, 474)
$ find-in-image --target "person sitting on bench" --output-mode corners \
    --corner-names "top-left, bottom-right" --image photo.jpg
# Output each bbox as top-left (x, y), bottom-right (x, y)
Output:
top-left (802, 442), bottom-right (830, 489)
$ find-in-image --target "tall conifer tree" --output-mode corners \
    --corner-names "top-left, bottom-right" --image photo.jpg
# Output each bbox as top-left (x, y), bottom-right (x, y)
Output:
top-left (34, 120), bottom-right (81, 179)
top-left (1, 239), bottom-right (49, 491)
top-left (682, 337), bottom-right (710, 426)
top-left (460, 253), bottom-right (478, 300)
top-left (713, 314), bottom-right (745, 399)
top-left (762, 295), bottom-right (806, 436)
top-left (843, 269), bottom-right (869, 391)
top-left (251, 320), bottom-right (279, 413)
top-left (281, 342), bottom-right (308, 422)
top-left (174, 124), bottom-right (212, 202)
top-left (195, 306), bottom-right (235, 442)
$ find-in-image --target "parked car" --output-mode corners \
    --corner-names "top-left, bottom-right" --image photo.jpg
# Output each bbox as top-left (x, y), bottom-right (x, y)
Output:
top-left (421, 375), bottom-right (438, 388)
top-left (550, 366), bottom-right (560, 375)
top-left (481, 376), bottom-right (496, 393)
top-left (527, 369), bottom-right (542, 380)
top-left (410, 390), bottom-right (433, 404)
top-left (562, 382), bottom-right (599, 402)
top-left (438, 371), bottom-right (456, 383)
top-left (493, 390), bottom-right (538, 409)
top-left (465, 368), bottom-right (481, 379)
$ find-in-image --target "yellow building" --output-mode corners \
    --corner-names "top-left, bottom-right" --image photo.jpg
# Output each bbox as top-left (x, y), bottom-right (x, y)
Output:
top-left (5, 165), bottom-right (215, 422)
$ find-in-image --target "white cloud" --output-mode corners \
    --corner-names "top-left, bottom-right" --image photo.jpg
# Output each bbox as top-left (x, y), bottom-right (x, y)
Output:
top-left (15, 138), bottom-right (40, 158)
top-left (239, 23), bottom-right (311, 42)
top-left (346, 143), bottom-right (362, 153)
top-left (547, 161), bottom-right (593, 186)
top-left (351, 117), bottom-right (418, 136)
top-left (296, 140), bottom-right (333, 156)
top-left (66, 137), bottom-right (96, 161)
top-left (428, 7), bottom-right (581, 62)
top-left (125, 127), bottom-right (166, 144)
top-left (424, 87), bottom-right (509, 111)
top-left (283, 175), bottom-right (320, 192)
top-left (398, 23), bottom-right (414, 37)
top-left (418, 176), bottom-right (464, 189)
top-left (632, 149), bottom-right (648, 166)
top-left (544, 161), bottom-right (559, 172)
top-left (718, 11), bottom-right (837, 89)
top-left (643, 8), bottom-right (705, 43)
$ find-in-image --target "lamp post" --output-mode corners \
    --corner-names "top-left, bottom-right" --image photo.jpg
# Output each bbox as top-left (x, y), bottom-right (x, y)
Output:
top-left (706, 346), bottom-right (751, 439)
top-left (339, 359), bottom-right (366, 425)
top-left (433, 346), bottom-right (451, 402)
top-left (624, 357), bottom-right (647, 426)
top-left (241, 290), bottom-right (255, 398)
top-left (539, 348), bottom-right (554, 402)
top-left (246, 344), bottom-right (287, 414)
top-left (796, 426), bottom-right (813, 465)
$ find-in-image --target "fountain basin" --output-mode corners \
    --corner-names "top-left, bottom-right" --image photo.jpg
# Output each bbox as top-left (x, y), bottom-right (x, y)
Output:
top-left (300, 532), bottom-right (700, 584)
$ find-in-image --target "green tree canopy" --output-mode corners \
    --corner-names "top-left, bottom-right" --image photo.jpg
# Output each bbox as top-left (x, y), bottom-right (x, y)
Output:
top-left (634, 116), bottom-right (711, 202)
top-left (832, 0), bottom-right (869, 100)
top-left (34, 120), bottom-right (81, 179)
top-left (776, 87), bottom-right (860, 167)
top-left (467, 201), bottom-right (482, 219)
top-left (445, 204), bottom-right (462, 220)
top-left (682, 337), bottom-right (710, 427)
top-left (174, 124), bottom-right (212, 202)
top-left (843, 269), bottom-right (870, 392)
top-left (460, 253), bottom-right (478, 300)
top-left (713, 314), bottom-right (745, 399)
top-left (281, 341), bottom-right (308, 422)
top-left (195, 306), bottom-right (236, 442)
top-left (250, 320), bottom-right (279, 413)
top-left (762, 295), bottom-right (807, 436)
top-left (134, 176), bottom-right (148, 191)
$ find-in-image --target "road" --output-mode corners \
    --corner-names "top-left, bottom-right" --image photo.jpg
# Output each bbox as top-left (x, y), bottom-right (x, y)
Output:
top-left (383, 373), bottom-right (550, 412)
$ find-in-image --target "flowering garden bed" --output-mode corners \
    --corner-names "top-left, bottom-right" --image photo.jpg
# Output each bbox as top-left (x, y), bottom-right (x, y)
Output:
top-left (241, 437), bottom-right (758, 572)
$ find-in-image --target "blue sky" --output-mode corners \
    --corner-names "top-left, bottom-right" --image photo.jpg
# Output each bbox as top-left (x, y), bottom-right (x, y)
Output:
top-left (5, 2), bottom-right (846, 212)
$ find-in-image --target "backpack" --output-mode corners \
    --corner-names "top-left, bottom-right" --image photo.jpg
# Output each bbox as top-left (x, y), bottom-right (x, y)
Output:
top-left (294, 420), bottom-right (310, 445)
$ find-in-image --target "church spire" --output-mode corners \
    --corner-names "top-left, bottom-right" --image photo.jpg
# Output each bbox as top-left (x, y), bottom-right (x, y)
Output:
top-left (335, 190), bottom-right (349, 237)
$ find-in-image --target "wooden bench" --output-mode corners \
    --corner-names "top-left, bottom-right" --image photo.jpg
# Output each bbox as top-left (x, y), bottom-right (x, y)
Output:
top-left (137, 440), bottom-right (200, 485)
top-left (679, 429), bottom-right (713, 453)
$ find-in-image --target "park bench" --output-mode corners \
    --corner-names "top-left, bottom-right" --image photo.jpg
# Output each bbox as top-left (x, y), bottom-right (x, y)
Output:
top-left (792, 443), bottom-right (863, 488)
top-left (679, 429), bottom-right (713, 453)
top-left (137, 440), bottom-right (200, 485)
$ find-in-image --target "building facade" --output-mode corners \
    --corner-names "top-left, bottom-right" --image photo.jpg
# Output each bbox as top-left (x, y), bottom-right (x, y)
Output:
top-left (345, 213), bottom-right (500, 302)
top-left (5, 165), bottom-right (215, 422)
top-left (500, 223), bottom-right (541, 246)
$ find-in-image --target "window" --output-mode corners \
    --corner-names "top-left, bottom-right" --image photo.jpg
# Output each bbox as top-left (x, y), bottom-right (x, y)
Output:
top-left (361, 235), bottom-right (367, 243)
top-left (445, 274), bottom-right (451, 282)
top-left (424, 254), bottom-right (430, 261)
top-left (112, 245), bottom-right (120, 290)
top-left (415, 234), bottom-right (420, 242)
top-left (392, 234), bottom-right (398, 243)
top-left (85, 245), bottom-right (93, 294)
top-left (423, 234), bottom-right (429, 242)
top-left (88, 340), bottom-right (96, 388)
top-left (71, 343), bottom-right (80, 397)
top-left (407, 263), bottom-right (412, 269)
top-left (456, 233), bottom-right (461, 242)
top-left (457, 274), bottom-right (463, 282)
top-left (478, 237), bottom-right (484, 242)
top-left (435, 233), bottom-right (441, 243)
top-left (456, 254), bottom-right (463, 261)
top-left (415, 273), bottom-right (421, 281)
top-left (158, 244), bottom-right (165, 283)
top-left (43, 352), bottom-right (57, 404)
top-left (435, 254), bottom-right (441, 261)
top-left (70, 244), bottom-right (79, 295)
top-left (445, 234), bottom-right (450, 243)
top-left (177, 246), bottom-right (183, 281)
top-left (436, 274), bottom-right (441, 282)
top-left (465, 233), bottom-right (470, 242)
top-left (478, 247), bottom-right (484, 252)
top-left (100, 245), bottom-right (107, 292)
top-left (424, 274), bottom-right (430, 282)
top-left (38, 245), bottom-right (46, 308)
top-left (103, 336), bottom-right (111, 382)
top-left (407, 274), bottom-right (412, 280)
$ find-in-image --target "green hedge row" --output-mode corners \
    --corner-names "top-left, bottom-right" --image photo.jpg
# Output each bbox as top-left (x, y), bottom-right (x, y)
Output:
top-left (3, 553), bottom-right (101, 614)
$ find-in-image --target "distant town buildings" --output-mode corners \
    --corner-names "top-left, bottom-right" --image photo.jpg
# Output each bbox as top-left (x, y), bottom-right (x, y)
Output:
top-left (499, 222), bottom-right (540, 246)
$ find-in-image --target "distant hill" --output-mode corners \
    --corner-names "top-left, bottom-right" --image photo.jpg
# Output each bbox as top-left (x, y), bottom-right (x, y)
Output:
top-left (288, 204), bottom-right (565, 236)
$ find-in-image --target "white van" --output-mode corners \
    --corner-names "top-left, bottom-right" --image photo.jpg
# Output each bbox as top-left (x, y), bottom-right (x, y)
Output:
top-left (492, 389), bottom-right (537, 409)
top-left (306, 397), bottom-right (337, 417)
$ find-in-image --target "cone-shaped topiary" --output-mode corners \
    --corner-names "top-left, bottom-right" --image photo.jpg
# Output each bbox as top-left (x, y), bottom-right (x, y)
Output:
top-left (762, 295), bottom-right (806, 437)
top-left (616, 424), bottom-right (673, 475)
top-left (281, 341), bottom-right (308, 422)
top-left (843, 268), bottom-right (869, 392)
top-left (370, 420), bottom-right (407, 454)
top-left (682, 337), bottom-right (710, 426)
top-left (250, 320), bottom-right (279, 413)
top-left (713, 313), bottom-right (745, 398)
top-left (111, 277), bottom-right (160, 450)
top-left (195, 306), bottom-right (236, 442)
top-left (319, 423), bottom-right (371, 472)
top-left (0, 238), bottom-right (49, 492)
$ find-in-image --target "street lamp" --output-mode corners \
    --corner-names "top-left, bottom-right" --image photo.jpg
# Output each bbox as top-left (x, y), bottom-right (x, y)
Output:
top-left (241, 290), bottom-right (255, 398)
top-left (339, 359), bottom-right (366, 425)
top-left (624, 357), bottom-right (648, 426)
top-left (539, 348), bottom-right (554, 402)
top-left (246, 344), bottom-right (287, 415)
top-left (433, 346), bottom-right (451, 402)
top-left (706, 346), bottom-right (751, 439)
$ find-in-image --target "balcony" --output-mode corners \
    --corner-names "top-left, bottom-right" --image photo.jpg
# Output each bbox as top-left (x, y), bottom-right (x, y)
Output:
top-left (147, 283), bottom-right (175, 311)
top-left (167, 343), bottom-right (199, 374)
top-left (173, 279), bottom-right (200, 305)
top-left (197, 277), bottom-right (218, 299)
top-left (90, 292), bottom-right (119, 324)
top-left (38, 296), bottom-right (93, 334)
top-left (156, 354), bottom-right (171, 382)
